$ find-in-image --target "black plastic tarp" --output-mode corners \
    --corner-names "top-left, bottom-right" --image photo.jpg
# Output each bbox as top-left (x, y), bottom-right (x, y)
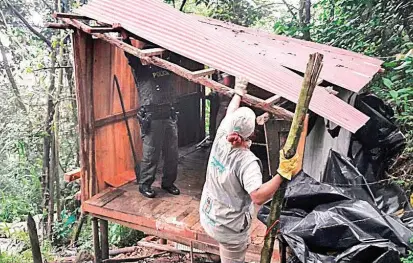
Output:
top-left (258, 164), bottom-right (413, 263)
top-left (257, 94), bottom-right (412, 262)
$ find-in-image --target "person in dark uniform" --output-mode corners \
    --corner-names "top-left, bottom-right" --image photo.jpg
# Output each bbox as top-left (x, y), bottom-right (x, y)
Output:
top-left (121, 31), bottom-right (180, 198)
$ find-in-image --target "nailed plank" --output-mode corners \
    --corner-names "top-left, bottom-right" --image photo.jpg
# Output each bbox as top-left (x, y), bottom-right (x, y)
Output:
top-left (88, 27), bottom-right (118, 33)
top-left (90, 188), bottom-right (126, 207)
top-left (53, 12), bottom-right (91, 20)
top-left (190, 68), bottom-right (216, 78)
top-left (181, 210), bottom-right (200, 229)
top-left (85, 187), bottom-right (114, 206)
top-left (264, 95), bottom-right (281, 105)
top-left (45, 22), bottom-right (72, 29)
top-left (95, 108), bottom-right (139, 128)
top-left (264, 119), bottom-right (291, 179)
top-left (64, 168), bottom-right (81, 182)
top-left (140, 48), bottom-right (166, 57)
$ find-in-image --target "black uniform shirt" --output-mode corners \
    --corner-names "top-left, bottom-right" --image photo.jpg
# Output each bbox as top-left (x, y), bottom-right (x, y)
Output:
top-left (124, 39), bottom-right (176, 106)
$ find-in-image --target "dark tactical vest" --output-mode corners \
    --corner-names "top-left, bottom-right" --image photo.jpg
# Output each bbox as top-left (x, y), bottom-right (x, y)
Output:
top-left (130, 63), bottom-right (176, 106)
top-left (123, 38), bottom-right (176, 107)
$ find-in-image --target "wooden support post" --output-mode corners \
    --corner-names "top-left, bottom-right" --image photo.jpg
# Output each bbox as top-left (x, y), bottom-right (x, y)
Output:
top-left (260, 53), bottom-right (323, 263)
top-left (92, 218), bottom-right (102, 263)
top-left (100, 219), bottom-right (109, 260)
top-left (190, 241), bottom-right (194, 263)
top-left (263, 119), bottom-right (291, 182)
top-left (27, 214), bottom-right (42, 263)
top-left (71, 213), bottom-right (86, 246)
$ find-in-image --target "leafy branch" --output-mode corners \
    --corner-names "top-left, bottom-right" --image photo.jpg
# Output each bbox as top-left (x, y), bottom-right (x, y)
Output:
top-left (5, 0), bottom-right (52, 48)
top-left (0, 32), bottom-right (27, 113)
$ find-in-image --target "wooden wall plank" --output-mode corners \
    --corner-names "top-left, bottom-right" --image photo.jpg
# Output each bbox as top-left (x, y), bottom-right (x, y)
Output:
top-left (73, 30), bottom-right (95, 202)
top-left (89, 40), bottom-right (205, 193)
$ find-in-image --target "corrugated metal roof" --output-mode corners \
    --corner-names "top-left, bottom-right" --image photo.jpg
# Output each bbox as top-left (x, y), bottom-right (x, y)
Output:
top-left (194, 16), bottom-right (383, 92)
top-left (74, 0), bottom-right (373, 133)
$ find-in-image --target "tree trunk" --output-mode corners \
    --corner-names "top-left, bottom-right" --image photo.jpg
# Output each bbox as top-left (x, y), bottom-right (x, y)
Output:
top-left (65, 57), bottom-right (80, 167)
top-left (260, 53), bottom-right (323, 263)
top-left (299, 0), bottom-right (312, 41)
top-left (0, 32), bottom-right (27, 113)
top-left (5, 0), bottom-right (52, 48)
top-left (47, 130), bottom-right (56, 239)
top-left (44, 49), bottom-right (57, 239)
top-left (55, 35), bottom-right (65, 222)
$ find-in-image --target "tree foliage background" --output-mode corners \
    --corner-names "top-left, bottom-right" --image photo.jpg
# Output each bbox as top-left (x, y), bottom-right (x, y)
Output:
top-left (0, 0), bottom-right (412, 261)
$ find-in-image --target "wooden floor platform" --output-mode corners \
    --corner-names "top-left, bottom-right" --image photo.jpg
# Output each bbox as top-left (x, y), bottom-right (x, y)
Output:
top-left (83, 146), bottom-right (277, 262)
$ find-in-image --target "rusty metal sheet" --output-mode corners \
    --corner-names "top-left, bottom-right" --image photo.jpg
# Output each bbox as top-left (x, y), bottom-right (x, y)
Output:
top-left (74, 0), bottom-right (372, 133)
top-left (194, 16), bottom-right (383, 92)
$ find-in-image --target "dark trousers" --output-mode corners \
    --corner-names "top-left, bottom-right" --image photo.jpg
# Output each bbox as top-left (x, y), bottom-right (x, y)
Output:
top-left (139, 119), bottom-right (178, 187)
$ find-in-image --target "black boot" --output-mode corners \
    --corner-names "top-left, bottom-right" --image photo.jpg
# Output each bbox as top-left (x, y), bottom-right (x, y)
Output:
top-left (139, 184), bottom-right (156, 198)
top-left (161, 184), bottom-right (180, 195)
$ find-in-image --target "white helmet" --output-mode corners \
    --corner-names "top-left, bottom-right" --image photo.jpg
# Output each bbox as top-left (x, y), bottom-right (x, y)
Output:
top-left (228, 107), bottom-right (256, 139)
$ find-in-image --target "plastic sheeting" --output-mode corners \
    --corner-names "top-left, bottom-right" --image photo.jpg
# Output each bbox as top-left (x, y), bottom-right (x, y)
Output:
top-left (257, 94), bottom-right (412, 262)
top-left (258, 161), bottom-right (413, 262)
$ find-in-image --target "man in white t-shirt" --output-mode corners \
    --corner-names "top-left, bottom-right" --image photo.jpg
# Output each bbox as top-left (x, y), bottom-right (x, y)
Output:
top-left (199, 77), bottom-right (300, 263)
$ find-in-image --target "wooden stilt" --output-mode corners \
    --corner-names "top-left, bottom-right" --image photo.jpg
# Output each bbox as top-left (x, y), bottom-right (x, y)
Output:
top-left (92, 218), bottom-right (102, 263)
top-left (100, 219), bottom-right (109, 260)
top-left (71, 213), bottom-right (86, 246)
top-left (27, 214), bottom-right (43, 263)
top-left (190, 241), bottom-right (194, 263)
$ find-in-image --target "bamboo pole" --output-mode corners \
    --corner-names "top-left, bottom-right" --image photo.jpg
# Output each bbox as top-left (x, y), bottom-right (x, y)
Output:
top-left (260, 53), bottom-right (323, 263)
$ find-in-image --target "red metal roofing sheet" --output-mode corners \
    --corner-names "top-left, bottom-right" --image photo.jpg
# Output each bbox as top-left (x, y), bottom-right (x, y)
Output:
top-left (194, 16), bottom-right (383, 92)
top-left (75, 0), bottom-right (370, 133)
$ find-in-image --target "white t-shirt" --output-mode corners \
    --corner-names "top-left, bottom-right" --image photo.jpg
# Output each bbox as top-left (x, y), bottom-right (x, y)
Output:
top-left (199, 114), bottom-right (263, 245)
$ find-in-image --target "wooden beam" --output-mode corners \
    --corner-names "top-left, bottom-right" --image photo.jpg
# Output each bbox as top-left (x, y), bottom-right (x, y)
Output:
top-left (64, 168), bottom-right (81, 182)
top-left (60, 18), bottom-right (294, 121)
top-left (190, 68), bottom-right (216, 78)
top-left (45, 22), bottom-right (72, 29)
top-left (53, 12), bottom-right (91, 20)
top-left (264, 95), bottom-right (281, 105)
top-left (141, 48), bottom-right (166, 57)
top-left (88, 27), bottom-right (120, 33)
top-left (95, 108), bottom-right (139, 128)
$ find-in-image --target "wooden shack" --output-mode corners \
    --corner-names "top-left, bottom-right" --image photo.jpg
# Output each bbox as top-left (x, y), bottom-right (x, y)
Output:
top-left (48, 0), bottom-right (383, 261)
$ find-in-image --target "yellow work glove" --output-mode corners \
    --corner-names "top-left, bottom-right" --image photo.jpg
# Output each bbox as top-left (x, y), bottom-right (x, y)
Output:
top-left (234, 77), bottom-right (249, 97)
top-left (277, 150), bottom-right (300, 180)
